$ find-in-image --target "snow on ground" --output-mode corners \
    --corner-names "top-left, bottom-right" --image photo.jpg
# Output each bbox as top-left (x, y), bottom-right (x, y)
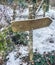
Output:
top-left (6, 45), bottom-right (28, 65)
top-left (33, 25), bottom-right (55, 53)
top-left (6, 51), bottom-right (22, 65)
top-left (18, 45), bottom-right (29, 57)
top-left (36, 8), bottom-right (55, 19)
top-left (0, 4), bottom-right (13, 27)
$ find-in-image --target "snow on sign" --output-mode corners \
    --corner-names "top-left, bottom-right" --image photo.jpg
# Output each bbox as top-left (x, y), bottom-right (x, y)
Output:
top-left (11, 17), bottom-right (52, 32)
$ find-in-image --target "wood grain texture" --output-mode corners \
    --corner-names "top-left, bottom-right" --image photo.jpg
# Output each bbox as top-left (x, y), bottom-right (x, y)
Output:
top-left (11, 17), bottom-right (52, 32)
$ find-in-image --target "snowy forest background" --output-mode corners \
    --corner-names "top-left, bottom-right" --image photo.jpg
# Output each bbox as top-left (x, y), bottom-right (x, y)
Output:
top-left (0, 0), bottom-right (55, 65)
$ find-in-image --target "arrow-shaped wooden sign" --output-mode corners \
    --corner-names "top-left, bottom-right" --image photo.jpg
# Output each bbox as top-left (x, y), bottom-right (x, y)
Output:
top-left (11, 17), bottom-right (52, 32)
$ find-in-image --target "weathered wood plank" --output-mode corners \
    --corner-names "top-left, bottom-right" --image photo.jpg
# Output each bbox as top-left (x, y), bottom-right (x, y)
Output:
top-left (11, 17), bottom-right (52, 32)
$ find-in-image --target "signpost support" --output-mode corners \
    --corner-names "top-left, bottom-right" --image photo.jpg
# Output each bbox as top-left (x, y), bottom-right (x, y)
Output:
top-left (28, 4), bottom-right (35, 63)
top-left (29, 30), bottom-right (33, 62)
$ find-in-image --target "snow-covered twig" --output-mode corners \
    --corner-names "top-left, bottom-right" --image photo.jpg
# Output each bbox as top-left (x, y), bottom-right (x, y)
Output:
top-left (36, 0), bottom-right (44, 14)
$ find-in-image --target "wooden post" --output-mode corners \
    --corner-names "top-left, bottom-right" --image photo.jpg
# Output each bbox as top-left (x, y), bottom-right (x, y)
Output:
top-left (28, 3), bottom-right (35, 63)
top-left (28, 30), bottom-right (33, 62)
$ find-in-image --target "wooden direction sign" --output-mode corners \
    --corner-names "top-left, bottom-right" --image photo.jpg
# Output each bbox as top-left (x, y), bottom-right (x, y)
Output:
top-left (11, 17), bottom-right (52, 32)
